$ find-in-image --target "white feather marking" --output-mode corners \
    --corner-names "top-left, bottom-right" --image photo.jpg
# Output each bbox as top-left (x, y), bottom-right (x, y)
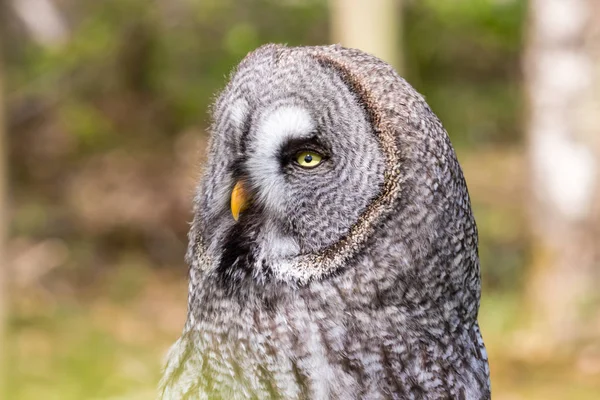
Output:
top-left (246, 106), bottom-right (315, 214)
top-left (257, 223), bottom-right (300, 262)
top-left (229, 99), bottom-right (248, 130)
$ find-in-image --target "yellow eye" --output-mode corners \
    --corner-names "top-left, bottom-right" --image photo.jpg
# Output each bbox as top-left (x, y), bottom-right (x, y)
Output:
top-left (296, 151), bottom-right (322, 168)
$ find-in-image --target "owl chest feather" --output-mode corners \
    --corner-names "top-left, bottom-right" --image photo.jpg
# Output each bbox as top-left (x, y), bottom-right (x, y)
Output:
top-left (160, 266), bottom-right (489, 400)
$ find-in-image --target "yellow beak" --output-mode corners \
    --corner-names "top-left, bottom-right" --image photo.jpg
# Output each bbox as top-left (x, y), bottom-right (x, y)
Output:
top-left (230, 180), bottom-right (250, 221)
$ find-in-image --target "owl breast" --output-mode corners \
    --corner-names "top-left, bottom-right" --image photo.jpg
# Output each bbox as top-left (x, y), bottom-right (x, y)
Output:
top-left (161, 251), bottom-right (489, 400)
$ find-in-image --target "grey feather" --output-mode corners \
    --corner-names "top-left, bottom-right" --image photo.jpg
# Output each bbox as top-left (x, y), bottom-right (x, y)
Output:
top-left (159, 44), bottom-right (491, 400)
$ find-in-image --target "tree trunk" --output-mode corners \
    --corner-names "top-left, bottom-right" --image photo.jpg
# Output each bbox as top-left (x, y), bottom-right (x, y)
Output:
top-left (525, 0), bottom-right (600, 348)
top-left (10, 0), bottom-right (68, 47)
top-left (329, 0), bottom-right (403, 72)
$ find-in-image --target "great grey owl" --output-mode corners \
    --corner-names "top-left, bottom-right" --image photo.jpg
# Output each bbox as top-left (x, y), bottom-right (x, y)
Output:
top-left (159, 44), bottom-right (490, 399)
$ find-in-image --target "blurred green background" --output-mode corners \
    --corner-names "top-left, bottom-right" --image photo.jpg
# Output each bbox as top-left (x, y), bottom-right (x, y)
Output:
top-left (1, 0), bottom-right (599, 399)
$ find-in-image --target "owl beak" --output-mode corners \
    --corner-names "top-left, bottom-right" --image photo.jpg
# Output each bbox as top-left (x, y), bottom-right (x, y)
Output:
top-left (231, 180), bottom-right (250, 221)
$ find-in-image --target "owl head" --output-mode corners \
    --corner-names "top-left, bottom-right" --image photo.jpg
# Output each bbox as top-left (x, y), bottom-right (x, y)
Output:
top-left (189, 44), bottom-right (478, 305)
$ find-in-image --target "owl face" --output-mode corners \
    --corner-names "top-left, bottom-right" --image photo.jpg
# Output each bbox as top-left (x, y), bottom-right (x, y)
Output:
top-left (197, 50), bottom-right (385, 281)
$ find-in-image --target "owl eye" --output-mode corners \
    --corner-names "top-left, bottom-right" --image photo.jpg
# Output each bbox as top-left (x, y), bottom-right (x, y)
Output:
top-left (296, 151), bottom-right (323, 168)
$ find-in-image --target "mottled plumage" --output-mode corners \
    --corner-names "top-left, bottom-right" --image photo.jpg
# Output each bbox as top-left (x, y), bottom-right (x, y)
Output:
top-left (159, 44), bottom-right (490, 399)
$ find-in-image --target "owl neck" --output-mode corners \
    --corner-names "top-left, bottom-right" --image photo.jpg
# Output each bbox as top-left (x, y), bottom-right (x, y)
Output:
top-left (186, 211), bottom-right (480, 338)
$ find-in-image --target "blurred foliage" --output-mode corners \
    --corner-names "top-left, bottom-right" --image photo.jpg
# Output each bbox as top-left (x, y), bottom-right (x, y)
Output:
top-left (3, 0), bottom-right (526, 294)
top-left (405, 0), bottom-right (526, 145)
top-left (4, 0), bottom-right (598, 399)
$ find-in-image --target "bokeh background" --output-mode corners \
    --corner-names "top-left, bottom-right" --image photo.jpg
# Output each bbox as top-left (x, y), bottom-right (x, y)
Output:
top-left (1, 0), bottom-right (599, 399)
